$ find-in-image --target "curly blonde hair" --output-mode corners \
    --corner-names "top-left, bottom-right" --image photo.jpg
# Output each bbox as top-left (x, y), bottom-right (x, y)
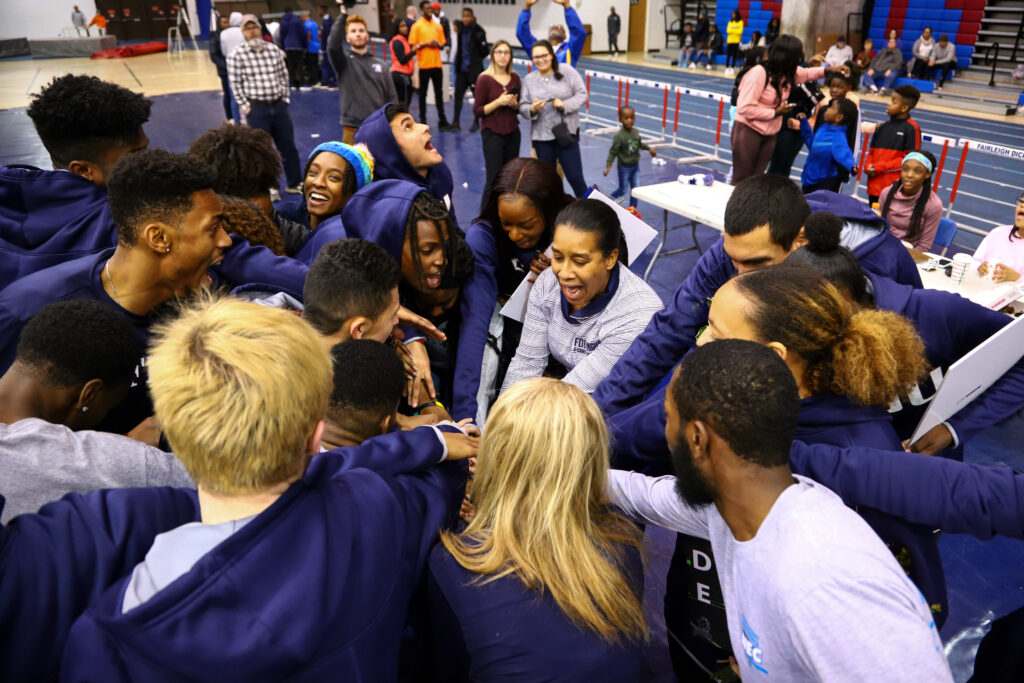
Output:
top-left (732, 266), bottom-right (928, 406)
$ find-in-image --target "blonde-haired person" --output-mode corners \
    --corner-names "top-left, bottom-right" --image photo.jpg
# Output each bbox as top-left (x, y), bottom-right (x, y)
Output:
top-left (427, 378), bottom-right (647, 681)
top-left (699, 265), bottom-right (950, 623)
top-left (474, 39), bottom-right (523, 201)
top-left (63, 296), bottom-right (473, 679)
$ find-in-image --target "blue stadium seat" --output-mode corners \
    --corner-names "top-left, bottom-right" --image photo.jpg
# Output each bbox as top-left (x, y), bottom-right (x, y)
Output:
top-left (933, 217), bottom-right (958, 256)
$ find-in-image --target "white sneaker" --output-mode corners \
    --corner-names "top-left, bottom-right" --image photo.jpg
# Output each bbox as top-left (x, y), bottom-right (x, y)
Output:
top-left (870, 84), bottom-right (879, 93)
top-left (725, 67), bottom-right (734, 76)
top-left (705, 63), bottom-right (711, 70)
top-left (688, 62), bottom-right (696, 69)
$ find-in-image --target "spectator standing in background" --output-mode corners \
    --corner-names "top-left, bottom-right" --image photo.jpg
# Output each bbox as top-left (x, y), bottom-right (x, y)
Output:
top-left (929, 34), bottom-right (957, 89)
top-left (725, 10), bottom-right (744, 74)
top-left (228, 14), bottom-right (303, 192)
top-left (88, 10), bottom-right (107, 36)
top-left (444, 7), bottom-right (488, 133)
top-left (302, 11), bottom-right (321, 87)
top-left (71, 6), bottom-right (86, 35)
top-left (209, 14), bottom-right (237, 122)
top-left (390, 19), bottom-right (417, 106)
top-left (731, 35), bottom-right (848, 184)
top-left (278, 6), bottom-right (307, 88)
top-left (474, 40), bottom-right (522, 201)
top-left (433, 3), bottom-right (452, 62)
top-left (864, 84), bottom-right (921, 202)
top-left (328, 9), bottom-right (397, 145)
top-left (855, 38), bottom-right (875, 70)
top-left (410, 0), bottom-right (451, 128)
top-left (825, 35), bottom-right (853, 67)
top-left (608, 7), bottom-right (621, 57)
top-left (521, 40), bottom-right (589, 197)
top-left (765, 16), bottom-right (780, 46)
top-left (517, 0), bottom-right (587, 67)
top-left (404, 5), bottom-right (418, 31)
top-left (319, 5), bottom-right (337, 87)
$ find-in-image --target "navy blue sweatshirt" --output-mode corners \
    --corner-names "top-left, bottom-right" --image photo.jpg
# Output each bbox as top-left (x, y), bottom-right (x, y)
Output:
top-left (293, 214), bottom-right (348, 265)
top-left (343, 180), bottom-right (484, 419)
top-left (61, 428), bottom-right (465, 681)
top-left (868, 271), bottom-right (1024, 452)
top-left (457, 219), bottom-right (547, 420)
top-left (426, 540), bottom-right (644, 681)
top-left (593, 191), bottom-right (922, 417)
top-left (794, 392), bottom-right (948, 627)
top-left (354, 106), bottom-right (458, 229)
top-left (0, 165), bottom-right (117, 291)
top-left (0, 240), bottom-right (307, 432)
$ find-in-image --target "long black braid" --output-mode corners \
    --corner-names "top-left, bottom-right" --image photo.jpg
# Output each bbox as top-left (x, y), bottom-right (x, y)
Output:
top-left (406, 192), bottom-right (457, 289)
top-left (881, 149), bottom-right (936, 244)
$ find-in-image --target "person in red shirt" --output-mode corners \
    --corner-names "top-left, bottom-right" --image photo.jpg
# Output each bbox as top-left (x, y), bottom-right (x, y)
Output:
top-left (864, 85), bottom-right (921, 203)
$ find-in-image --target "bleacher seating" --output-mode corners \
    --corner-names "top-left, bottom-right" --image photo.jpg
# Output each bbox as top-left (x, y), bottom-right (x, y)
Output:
top-left (867, 0), bottom-right (986, 72)
top-left (713, 0), bottom-right (782, 48)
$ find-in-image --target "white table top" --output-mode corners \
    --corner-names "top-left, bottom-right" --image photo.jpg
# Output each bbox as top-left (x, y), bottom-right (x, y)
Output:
top-left (915, 256), bottom-right (1024, 311)
top-left (631, 180), bottom-right (735, 233)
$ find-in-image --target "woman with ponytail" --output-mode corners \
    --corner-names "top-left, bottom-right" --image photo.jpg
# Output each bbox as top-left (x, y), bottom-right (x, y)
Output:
top-left (787, 210), bottom-right (1024, 461)
top-left (879, 149), bottom-right (943, 251)
top-left (700, 264), bottom-right (955, 624)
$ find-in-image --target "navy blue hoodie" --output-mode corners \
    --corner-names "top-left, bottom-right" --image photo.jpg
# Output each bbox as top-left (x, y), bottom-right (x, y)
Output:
top-left (0, 166), bottom-right (116, 291)
top-left (354, 106), bottom-right (457, 227)
top-left (592, 190), bottom-right (922, 417)
top-left (61, 428), bottom-right (465, 681)
top-left (293, 214), bottom-right (348, 265)
top-left (868, 271), bottom-right (1024, 453)
top-left (0, 240), bottom-right (307, 432)
top-left (343, 180), bottom-right (485, 419)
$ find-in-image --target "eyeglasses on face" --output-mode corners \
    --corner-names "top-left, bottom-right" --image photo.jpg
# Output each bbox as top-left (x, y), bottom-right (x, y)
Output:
top-left (532, 53), bottom-right (552, 61)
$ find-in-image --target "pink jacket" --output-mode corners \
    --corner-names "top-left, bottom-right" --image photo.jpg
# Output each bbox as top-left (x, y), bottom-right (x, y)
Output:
top-left (735, 64), bottom-right (826, 136)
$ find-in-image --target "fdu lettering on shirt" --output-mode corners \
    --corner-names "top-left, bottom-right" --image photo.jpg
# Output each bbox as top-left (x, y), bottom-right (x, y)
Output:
top-left (741, 614), bottom-right (768, 675)
top-left (572, 336), bottom-right (600, 354)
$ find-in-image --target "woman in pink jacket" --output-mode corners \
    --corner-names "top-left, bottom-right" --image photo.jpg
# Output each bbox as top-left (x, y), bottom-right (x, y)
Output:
top-left (731, 35), bottom-right (849, 184)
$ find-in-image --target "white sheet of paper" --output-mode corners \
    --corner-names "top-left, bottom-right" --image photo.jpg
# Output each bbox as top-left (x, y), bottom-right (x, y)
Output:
top-left (499, 192), bottom-right (658, 322)
top-left (911, 312), bottom-right (1024, 443)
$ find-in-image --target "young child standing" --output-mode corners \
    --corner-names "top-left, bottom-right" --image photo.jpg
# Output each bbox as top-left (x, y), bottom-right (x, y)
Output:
top-left (604, 106), bottom-right (656, 207)
top-left (865, 84), bottom-right (921, 203)
top-left (799, 97), bottom-right (859, 194)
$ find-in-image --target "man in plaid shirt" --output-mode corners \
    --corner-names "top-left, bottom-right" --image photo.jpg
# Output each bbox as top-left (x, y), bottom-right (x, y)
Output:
top-left (227, 14), bottom-right (302, 193)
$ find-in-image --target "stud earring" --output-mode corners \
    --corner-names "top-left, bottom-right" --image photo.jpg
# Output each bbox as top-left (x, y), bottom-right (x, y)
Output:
top-left (166, 247), bottom-right (171, 253)
top-left (81, 406), bottom-right (89, 413)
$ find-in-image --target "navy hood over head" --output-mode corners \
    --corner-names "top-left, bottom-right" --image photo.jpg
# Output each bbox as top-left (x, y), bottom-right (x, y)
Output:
top-left (342, 179), bottom-right (427, 261)
top-left (354, 106), bottom-right (455, 214)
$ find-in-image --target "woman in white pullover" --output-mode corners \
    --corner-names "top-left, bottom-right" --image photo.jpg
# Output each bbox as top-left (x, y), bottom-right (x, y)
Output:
top-left (502, 199), bottom-right (662, 394)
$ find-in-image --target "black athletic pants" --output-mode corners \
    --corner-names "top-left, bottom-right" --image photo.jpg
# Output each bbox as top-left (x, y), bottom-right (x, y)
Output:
top-left (418, 67), bottom-right (448, 126)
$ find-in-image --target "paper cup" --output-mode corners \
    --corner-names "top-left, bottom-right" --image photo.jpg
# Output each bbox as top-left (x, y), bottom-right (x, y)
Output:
top-left (950, 253), bottom-right (971, 284)
top-left (985, 259), bottom-right (1001, 283)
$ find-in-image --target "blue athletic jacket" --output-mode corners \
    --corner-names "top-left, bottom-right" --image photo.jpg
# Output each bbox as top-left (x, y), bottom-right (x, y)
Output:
top-left (799, 120), bottom-right (856, 188)
top-left (0, 241), bottom-right (307, 432)
top-left (795, 392), bottom-right (948, 627)
top-left (515, 7), bottom-right (587, 66)
top-left (593, 191), bottom-right (922, 416)
top-left (354, 106), bottom-right (457, 228)
top-left (0, 487), bottom-right (199, 683)
top-left (61, 428), bottom-right (466, 681)
top-left (426, 540), bottom-right (644, 681)
top-left (293, 214), bottom-right (348, 265)
top-left (456, 219), bottom-right (545, 420)
top-left (0, 166), bottom-right (116, 291)
top-left (868, 271), bottom-right (1024, 450)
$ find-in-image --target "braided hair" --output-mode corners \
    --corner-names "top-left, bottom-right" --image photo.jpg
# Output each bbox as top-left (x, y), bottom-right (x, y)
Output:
top-left (881, 149), bottom-right (936, 245)
top-left (406, 192), bottom-right (457, 290)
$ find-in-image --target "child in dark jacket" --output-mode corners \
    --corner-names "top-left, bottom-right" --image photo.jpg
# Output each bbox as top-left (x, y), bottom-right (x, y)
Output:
top-left (603, 106), bottom-right (656, 208)
top-left (798, 97), bottom-right (858, 193)
top-left (865, 85), bottom-right (921, 202)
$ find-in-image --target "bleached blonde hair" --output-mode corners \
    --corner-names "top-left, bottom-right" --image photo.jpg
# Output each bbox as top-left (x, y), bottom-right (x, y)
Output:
top-left (441, 378), bottom-right (647, 643)
top-left (147, 296), bottom-right (332, 495)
